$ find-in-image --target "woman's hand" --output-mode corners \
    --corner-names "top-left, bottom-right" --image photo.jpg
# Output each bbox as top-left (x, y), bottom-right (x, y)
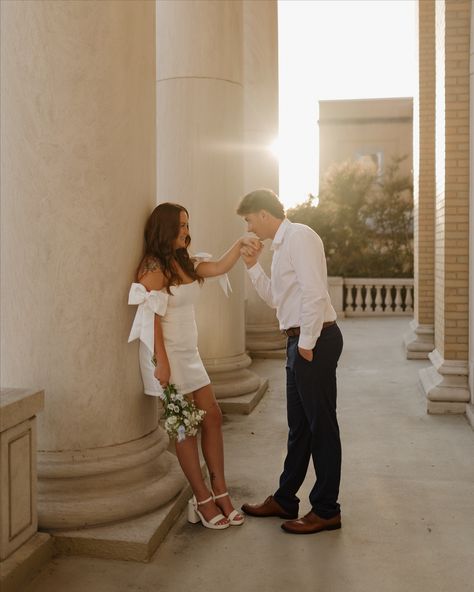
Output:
top-left (154, 359), bottom-right (171, 388)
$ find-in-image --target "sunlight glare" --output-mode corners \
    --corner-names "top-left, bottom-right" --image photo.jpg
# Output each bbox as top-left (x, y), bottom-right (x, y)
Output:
top-left (277, 0), bottom-right (416, 210)
top-left (268, 137), bottom-right (280, 160)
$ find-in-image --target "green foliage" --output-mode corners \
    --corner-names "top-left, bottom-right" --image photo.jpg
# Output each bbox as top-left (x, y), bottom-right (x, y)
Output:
top-left (287, 157), bottom-right (413, 278)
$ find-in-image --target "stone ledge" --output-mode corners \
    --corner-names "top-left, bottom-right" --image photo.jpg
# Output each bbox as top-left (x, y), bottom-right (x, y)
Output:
top-left (0, 388), bottom-right (44, 432)
top-left (218, 378), bottom-right (269, 414)
top-left (51, 480), bottom-right (194, 562)
top-left (427, 401), bottom-right (468, 415)
top-left (0, 532), bottom-right (53, 592)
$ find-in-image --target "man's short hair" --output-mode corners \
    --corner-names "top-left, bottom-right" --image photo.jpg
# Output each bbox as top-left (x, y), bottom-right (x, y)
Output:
top-left (236, 188), bottom-right (285, 220)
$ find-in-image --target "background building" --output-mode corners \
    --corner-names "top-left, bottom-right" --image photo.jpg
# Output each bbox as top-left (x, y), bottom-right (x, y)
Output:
top-left (318, 97), bottom-right (413, 182)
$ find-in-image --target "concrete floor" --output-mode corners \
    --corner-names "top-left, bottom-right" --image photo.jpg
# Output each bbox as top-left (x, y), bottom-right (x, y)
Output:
top-left (25, 318), bottom-right (474, 592)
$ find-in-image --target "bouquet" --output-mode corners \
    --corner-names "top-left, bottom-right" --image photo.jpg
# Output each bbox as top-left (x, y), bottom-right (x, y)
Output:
top-left (159, 382), bottom-right (206, 442)
top-left (151, 355), bottom-right (206, 441)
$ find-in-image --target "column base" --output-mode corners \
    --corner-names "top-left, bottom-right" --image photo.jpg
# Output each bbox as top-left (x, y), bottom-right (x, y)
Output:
top-left (38, 428), bottom-right (186, 530)
top-left (218, 378), bottom-right (268, 414)
top-left (419, 349), bottom-right (470, 414)
top-left (246, 321), bottom-right (286, 357)
top-left (0, 533), bottom-right (53, 592)
top-left (466, 404), bottom-right (474, 429)
top-left (250, 349), bottom-right (286, 360)
top-left (404, 319), bottom-right (434, 359)
top-left (204, 352), bottom-right (262, 399)
top-left (51, 478), bottom-right (193, 562)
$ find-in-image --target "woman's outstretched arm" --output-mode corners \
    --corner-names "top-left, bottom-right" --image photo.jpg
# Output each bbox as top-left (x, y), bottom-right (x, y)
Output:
top-left (196, 237), bottom-right (262, 278)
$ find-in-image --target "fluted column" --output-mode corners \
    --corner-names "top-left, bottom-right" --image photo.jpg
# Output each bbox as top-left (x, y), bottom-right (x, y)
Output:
top-left (156, 0), bottom-right (261, 402)
top-left (0, 0), bottom-right (183, 530)
top-left (405, 0), bottom-right (436, 359)
top-left (243, 0), bottom-right (286, 357)
top-left (419, 0), bottom-right (471, 413)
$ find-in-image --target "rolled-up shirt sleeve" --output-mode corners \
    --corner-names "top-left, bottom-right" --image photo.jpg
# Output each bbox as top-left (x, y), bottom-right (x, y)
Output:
top-left (289, 231), bottom-right (328, 350)
top-left (247, 262), bottom-right (276, 309)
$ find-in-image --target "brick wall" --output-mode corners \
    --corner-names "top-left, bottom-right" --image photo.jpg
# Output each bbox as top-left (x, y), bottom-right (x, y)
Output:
top-left (434, 0), bottom-right (470, 360)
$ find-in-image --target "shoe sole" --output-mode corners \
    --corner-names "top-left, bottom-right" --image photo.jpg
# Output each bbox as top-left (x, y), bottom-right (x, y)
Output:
top-left (281, 523), bottom-right (341, 534)
top-left (241, 509), bottom-right (298, 520)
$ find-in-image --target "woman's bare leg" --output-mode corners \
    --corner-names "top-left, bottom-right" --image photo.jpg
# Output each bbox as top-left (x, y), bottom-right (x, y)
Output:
top-left (193, 384), bottom-right (243, 521)
top-left (174, 433), bottom-right (227, 525)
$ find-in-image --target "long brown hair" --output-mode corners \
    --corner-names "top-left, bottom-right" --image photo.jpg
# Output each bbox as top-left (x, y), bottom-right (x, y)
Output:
top-left (137, 203), bottom-right (203, 293)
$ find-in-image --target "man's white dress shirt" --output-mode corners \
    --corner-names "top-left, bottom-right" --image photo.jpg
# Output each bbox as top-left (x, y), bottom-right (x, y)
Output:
top-left (247, 218), bottom-right (337, 350)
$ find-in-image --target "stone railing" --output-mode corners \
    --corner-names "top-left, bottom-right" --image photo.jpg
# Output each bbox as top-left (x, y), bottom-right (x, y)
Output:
top-left (328, 277), bottom-right (414, 317)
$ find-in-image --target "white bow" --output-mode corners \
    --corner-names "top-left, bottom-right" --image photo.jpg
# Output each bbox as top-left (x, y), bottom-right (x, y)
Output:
top-left (128, 283), bottom-right (169, 352)
top-left (194, 252), bottom-right (232, 297)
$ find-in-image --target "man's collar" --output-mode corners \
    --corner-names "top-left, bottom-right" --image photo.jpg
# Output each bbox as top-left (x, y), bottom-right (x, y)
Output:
top-left (271, 218), bottom-right (291, 251)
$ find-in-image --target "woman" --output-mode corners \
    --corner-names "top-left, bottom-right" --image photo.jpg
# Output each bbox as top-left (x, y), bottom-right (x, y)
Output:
top-left (129, 202), bottom-right (260, 530)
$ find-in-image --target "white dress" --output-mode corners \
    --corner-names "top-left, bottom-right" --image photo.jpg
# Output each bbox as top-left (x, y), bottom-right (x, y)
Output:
top-left (128, 281), bottom-right (210, 396)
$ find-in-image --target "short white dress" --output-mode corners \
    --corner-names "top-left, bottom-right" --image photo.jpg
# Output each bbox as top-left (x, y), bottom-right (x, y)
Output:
top-left (128, 255), bottom-right (231, 397)
top-left (128, 281), bottom-right (209, 396)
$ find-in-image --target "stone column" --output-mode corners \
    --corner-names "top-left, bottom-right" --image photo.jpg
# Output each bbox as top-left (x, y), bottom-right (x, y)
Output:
top-left (156, 0), bottom-right (262, 408)
top-left (243, 0), bottom-right (286, 357)
top-left (0, 0), bottom-right (183, 531)
top-left (420, 0), bottom-right (471, 413)
top-left (467, 0), bottom-right (474, 428)
top-left (405, 0), bottom-right (436, 359)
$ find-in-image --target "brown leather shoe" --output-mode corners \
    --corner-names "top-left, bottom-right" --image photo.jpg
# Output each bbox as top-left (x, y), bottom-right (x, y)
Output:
top-left (281, 511), bottom-right (341, 534)
top-left (241, 496), bottom-right (297, 519)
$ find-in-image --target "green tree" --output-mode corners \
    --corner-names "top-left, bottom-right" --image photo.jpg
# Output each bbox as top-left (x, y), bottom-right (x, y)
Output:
top-left (287, 157), bottom-right (413, 277)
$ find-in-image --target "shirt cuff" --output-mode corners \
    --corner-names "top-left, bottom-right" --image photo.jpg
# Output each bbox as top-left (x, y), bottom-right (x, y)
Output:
top-left (246, 262), bottom-right (264, 281)
top-left (297, 334), bottom-right (317, 350)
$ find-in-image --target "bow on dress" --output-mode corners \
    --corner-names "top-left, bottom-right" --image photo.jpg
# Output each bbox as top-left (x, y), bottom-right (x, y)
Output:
top-left (128, 283), bottom-right (169, 352)
top-left (193, 252), bottom-right (232, 297)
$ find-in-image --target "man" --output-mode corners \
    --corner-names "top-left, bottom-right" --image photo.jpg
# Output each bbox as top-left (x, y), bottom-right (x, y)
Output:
top-left (237, 188), bottom-right (343, 534)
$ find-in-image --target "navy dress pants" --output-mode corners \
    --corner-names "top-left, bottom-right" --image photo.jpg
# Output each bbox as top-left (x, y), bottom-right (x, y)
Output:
top-left (273, 323), bottom-right (343, 519)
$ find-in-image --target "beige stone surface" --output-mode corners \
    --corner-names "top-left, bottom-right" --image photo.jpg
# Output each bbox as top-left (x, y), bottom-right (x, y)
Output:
top-left (242, 0), bottom-right (285, 355)
top-left (404, 320), bottom-right (434, 360)
top-left (0, 533), bottom-right (52, 592)
top-left (51, 466), bottom-right (194, 562)
top-left (156, 0), bottom-right (242, 84)
top-left (0, 389), bottom-right (43, 561)
top-left (420, 349), bottom-right (470, 413)
top-left (0, 388), bottom-right (44, 432)
top-left (1, 0), bottom-right (183, 530)
top-left (22, 319), bottom-right (474, 592)
top-left (1, 0), bottom-right (157, 451)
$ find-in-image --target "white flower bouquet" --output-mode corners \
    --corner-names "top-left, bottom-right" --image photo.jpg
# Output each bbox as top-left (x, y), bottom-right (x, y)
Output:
top-left (159, 383), bottom-right (206, 442)
top-left (151, 355), bottom-right (205, 441)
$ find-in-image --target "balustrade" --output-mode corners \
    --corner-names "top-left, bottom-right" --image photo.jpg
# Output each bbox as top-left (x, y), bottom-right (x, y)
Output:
top-left (341, 278), bottom-right (414, 316)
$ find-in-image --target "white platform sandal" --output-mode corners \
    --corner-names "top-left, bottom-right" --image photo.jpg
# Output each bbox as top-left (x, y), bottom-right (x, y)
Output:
top-left (187, 495), bottom-right (230, 530)
top-left (212, 491), bottom-right (245, 526)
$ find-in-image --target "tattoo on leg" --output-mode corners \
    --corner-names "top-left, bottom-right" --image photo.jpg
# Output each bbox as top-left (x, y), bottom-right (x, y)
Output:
top-left (210, 472), bottom-right (216, 482)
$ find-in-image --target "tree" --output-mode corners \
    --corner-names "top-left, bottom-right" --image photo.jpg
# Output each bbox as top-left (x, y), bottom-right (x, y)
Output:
top-left (287, 157), bottom-right (413, 277)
